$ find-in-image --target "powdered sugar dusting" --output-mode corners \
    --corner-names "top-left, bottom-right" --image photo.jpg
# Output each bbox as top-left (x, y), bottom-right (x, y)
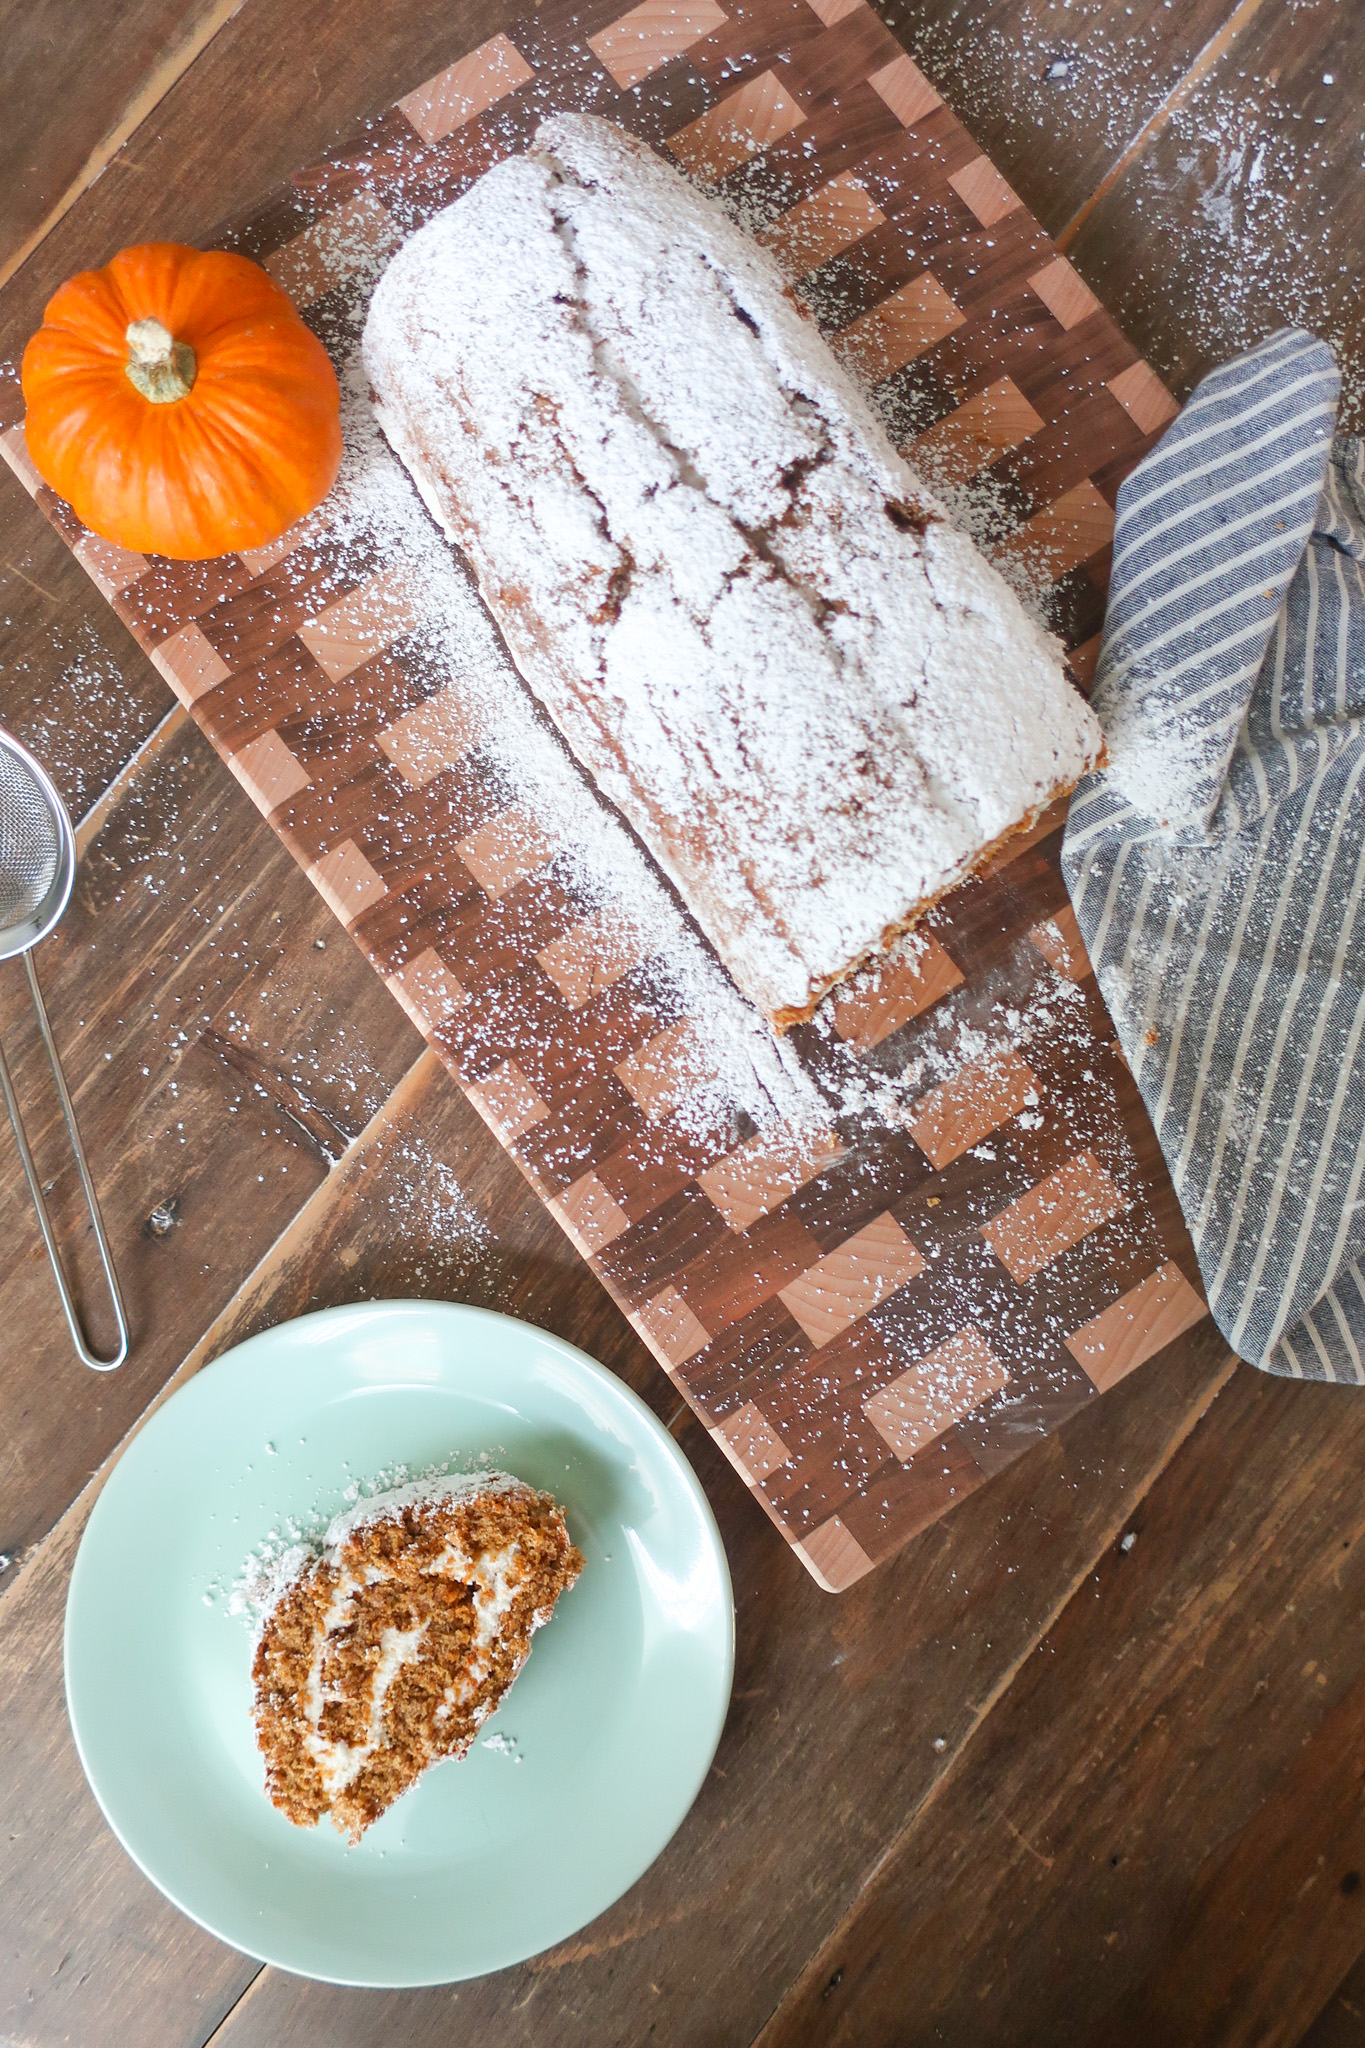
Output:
top-left (239, 1466), bottom-right (575, 1829)
top-left (810, 927), bottom-right (1093, 1128)
top-left (322, 1467), bottom-right (523, 1552)
top-left (285, 349), bottom-right (819, 1149)
top-left (90, 72), bottom-right (1189, 1575)
top-left (224, 118), bottom-right (1159, 1449)
top-left (362, 112), bottom-right (1102, 1024)
top-left (228, 1454), bottom-right (510, 1633)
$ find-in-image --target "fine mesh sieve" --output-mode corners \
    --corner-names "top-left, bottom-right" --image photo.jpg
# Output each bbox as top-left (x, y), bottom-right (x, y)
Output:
top-left (0, 742), bottom-right (63, 942)
top-left (0, 727), bottom-right (127, 1370)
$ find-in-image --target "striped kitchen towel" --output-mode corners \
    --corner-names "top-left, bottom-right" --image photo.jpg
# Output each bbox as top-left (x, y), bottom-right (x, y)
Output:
top-left (1062, 327), bottom-right (1365, 1383)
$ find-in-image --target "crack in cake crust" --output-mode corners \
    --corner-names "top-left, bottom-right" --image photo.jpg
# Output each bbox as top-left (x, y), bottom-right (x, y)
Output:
top-left (546, 174), bottom-right (855, 653)
top-left (363, 113), bottom-right (1105, 1027)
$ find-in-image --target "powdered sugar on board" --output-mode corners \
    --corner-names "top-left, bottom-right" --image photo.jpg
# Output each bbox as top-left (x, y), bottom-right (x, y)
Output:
top-left (892, 2), bottom-right (1363, 424)
top-left (31, 38), bottom-right (1199, 1582)
top-left (291, 340), bottom-right (1117, 1195)
top-left (169, 120), bottom-right (1171, 1491)
top-left (281, 345), bottom-right (825, 1151)
top-left (811, 928), bottom-right (1094, 1128)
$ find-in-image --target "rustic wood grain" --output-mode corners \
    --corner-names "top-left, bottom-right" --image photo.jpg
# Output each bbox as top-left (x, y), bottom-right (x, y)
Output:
top-left (1052, 0), bottom-right (1270, 257)
top-left (3, 0), bottom-right (1365, 2036)
top-left (0, 1048), bottom-right (1235, 2047)
top-left (187, 1333), bottom-right (1234, 2046)
top-left (0, 722), bottom-right (420, 1570)
top-left (0, 1040), bottom-right (1219, 2048)
top-left (1067, 0), bottom-right (1365, 426)
top-left (1078, 1674), bottom-right (1365, 2048)
top-left (0, 0), bottom-right (519, 364)
top-left (758, 1365), bottom-right (1365, 2047)
top-left (0, 0), bottom-right (247, 290)
top-left (0, 467), bottom-right (169, 819)
top-left (0, 1503), bottom-right (259, 2047)
top-left (874, 0), bottom-right (1254, 244)
top-left (1303, 1960), bottom-right (1365, 2048)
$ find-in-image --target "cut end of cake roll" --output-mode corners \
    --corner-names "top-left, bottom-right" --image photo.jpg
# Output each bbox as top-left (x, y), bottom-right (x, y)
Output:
top-left (247, 1472), bottom-right (583, 1843)
top-left (362, 112), bottom-right (1105, 1031)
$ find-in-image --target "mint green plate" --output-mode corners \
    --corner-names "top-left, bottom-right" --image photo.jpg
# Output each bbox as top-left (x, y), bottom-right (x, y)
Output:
top-left (64, 1301), bottom-right (734, 1986)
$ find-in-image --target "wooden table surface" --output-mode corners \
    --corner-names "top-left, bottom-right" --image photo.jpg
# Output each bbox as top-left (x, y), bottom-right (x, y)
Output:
top-left (2, 1), bottom-right (1364, 2042)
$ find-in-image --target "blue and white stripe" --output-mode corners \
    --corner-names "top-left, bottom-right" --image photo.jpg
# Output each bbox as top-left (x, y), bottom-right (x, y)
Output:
top-left (1062, 328), bottom-right (1365, 1381)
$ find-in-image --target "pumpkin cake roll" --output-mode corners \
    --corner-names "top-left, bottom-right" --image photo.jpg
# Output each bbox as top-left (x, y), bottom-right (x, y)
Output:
top-left (363, 113), bottom-right (1103, 1030)
top-left (245, 1471), bottom-right (582, 1842)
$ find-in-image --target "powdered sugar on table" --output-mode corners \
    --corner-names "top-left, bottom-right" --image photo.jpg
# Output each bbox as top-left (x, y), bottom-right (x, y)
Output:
top-left (6, 0), bottom-right (1199, 1585)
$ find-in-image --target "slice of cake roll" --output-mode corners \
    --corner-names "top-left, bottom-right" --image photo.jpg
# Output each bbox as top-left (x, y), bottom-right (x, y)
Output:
top-left (362, 112), bottom-right (1103, 1029)
top-left (247, 1472), bottom-right (582, 1842)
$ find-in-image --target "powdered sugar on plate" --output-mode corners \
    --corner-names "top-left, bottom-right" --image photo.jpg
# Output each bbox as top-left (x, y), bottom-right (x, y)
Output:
top-left (227, 1455), bottom-right (515, 1636)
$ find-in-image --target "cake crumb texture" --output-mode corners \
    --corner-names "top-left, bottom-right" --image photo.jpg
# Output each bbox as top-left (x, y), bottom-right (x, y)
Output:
top-left (249, 1472), bottom-right (582, 1841)
top-left (362, 112), bottom-right (1104, 1025)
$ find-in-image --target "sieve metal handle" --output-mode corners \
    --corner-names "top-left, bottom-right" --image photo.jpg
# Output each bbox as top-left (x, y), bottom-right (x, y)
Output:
top-left (0, 952), bottom-right (128, 1371)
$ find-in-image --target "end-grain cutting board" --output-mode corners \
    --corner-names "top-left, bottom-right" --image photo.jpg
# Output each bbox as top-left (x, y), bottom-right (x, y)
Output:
top-left (0, 0), bottom-right (1209, 1590)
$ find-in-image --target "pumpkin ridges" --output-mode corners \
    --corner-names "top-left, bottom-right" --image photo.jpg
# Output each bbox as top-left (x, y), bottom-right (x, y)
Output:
top-left (190, 335), bottom-right (340, 418)
top-left (50, 250), bottom-right (288, 357)
top-left (179, 421), bottom-right (332, 533)
top-left (102, 422), bottom-right (292, 554)
top-left (27, 319), bottom-right (338, 421)
top-left (181, 370), bottom-right (342, 482)
top-left (26, 363), bottom-right (148, 437)
top-left (23, 239), bottom-right (342, 560)
top-left (134, 428), bottom-right (248, 556)
top-left (190, 369), bottom-right (342, 440)
top-left (157, 397), bottom-right (329, 513)
top-left (19, 359), bottom-right (132, 416)
top-left (26, 297), bottom-right (127, 364)
top-left (109, 382), bottom-right (333, 554)
top-left (29, 259), bottom-right (334, 397)
top-left (52, 389), bottom-right (335, 557)
top-left (27, 406), bottom-right (334, 561)
top-left (107, 242), bottom-right (209, 330)
top-left (165, 252), bottom-right (312, 357)
top-left (193, 317), bottom-right (321, 355)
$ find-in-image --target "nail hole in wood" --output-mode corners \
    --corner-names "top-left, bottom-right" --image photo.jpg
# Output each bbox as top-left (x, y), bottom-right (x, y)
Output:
top-left (144, 1196), bottom-right (181, 1238)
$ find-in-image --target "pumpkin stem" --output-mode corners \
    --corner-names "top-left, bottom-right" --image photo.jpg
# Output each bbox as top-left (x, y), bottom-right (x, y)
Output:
top-left (125, 318), bottom-right (196, 404)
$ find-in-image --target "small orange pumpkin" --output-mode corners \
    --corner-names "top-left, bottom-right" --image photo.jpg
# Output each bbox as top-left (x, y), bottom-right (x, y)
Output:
top-left (22, 242), bottom-right (343, 561)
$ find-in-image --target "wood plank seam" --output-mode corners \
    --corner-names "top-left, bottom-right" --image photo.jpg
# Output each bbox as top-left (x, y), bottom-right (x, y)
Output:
top-left (748, 1341), bottom-right (1241, 2046)
top-left (0, 0), bottom-right (248, 293)
top-left (198, 1977), bottom-right (266, 2048)
top-left (0, 1047), bottom-right (435, 1607)
top-left (1054, 0), bottom-right (1271, 256)
top-left (72, 702), bottom-right (190, 859)
top-left (199, 1028), bottom-right (356, 1163)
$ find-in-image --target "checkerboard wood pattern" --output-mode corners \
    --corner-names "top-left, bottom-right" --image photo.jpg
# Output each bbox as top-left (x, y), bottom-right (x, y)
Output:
top-left (0, 0), bottom-right (1207, 1590)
